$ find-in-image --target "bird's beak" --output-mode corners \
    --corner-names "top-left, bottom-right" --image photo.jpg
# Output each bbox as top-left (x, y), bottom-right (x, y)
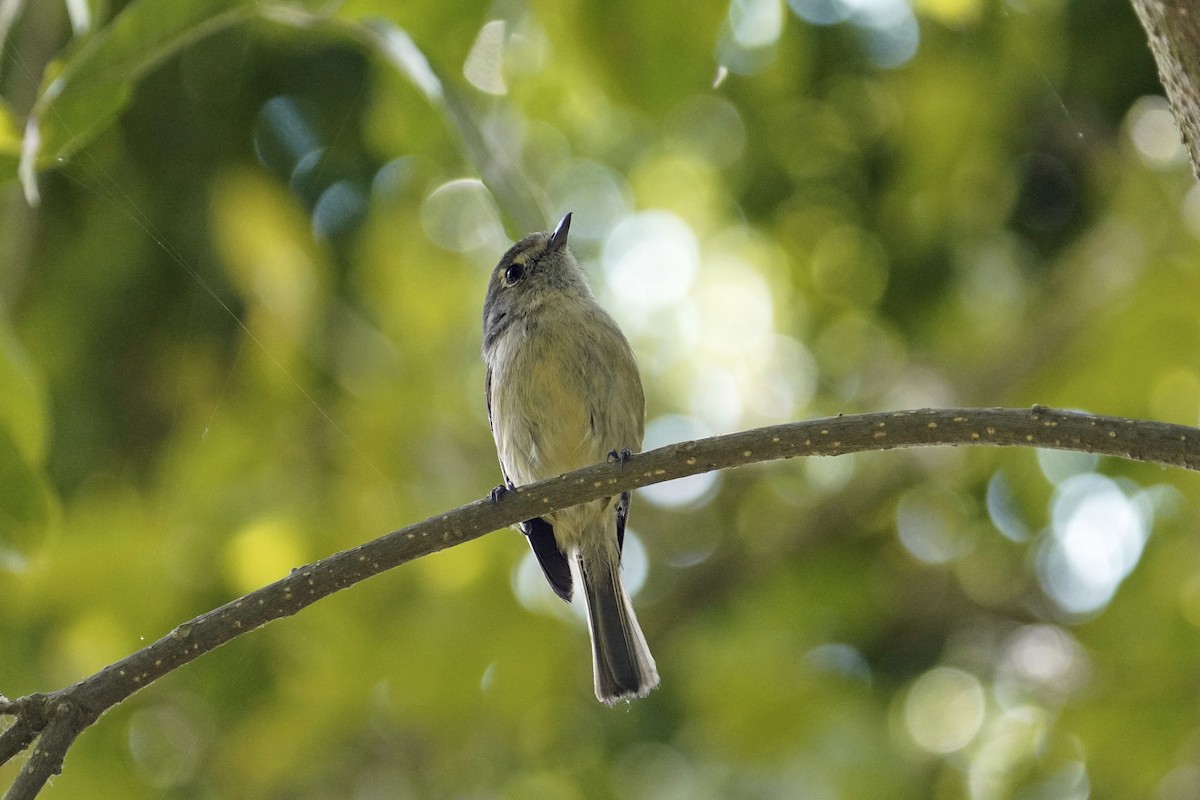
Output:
top-left (548, 212), bottom-right (572, 252)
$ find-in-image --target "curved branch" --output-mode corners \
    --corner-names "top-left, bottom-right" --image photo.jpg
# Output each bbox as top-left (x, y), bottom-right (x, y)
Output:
top-left (3, 406), bottom-right (1199, 798)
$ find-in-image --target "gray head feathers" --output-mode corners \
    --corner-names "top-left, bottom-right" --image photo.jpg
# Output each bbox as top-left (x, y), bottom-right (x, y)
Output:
top-left (482, 213), bottom-right (594, 352)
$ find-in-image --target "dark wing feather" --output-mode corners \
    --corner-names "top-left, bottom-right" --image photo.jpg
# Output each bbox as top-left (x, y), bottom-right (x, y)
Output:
top-left (486, 366), bottom-right (574, 602)
top-left (521, 517), bottom-right (573, 601)
top-left (616, 491), bottom-right (630, 554)
top-left (485, 365), bottom-right (495, 432)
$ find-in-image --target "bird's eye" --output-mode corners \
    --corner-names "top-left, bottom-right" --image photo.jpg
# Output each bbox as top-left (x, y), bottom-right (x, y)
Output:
top-left (504, 263), bottom-right (525, 286)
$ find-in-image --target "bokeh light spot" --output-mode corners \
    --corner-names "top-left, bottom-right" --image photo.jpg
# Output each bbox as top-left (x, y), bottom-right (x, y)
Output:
top-left (791, 0), bottom-right (920, 66)
top-left (666, 95), bottom-right (747, 169)
top-left (619, 528), bottom-right (651, 596)
top-left (692, 258), bottom-right (776, 366)
top-left (985, 470), bottom-right (1030, 543)
top-left (513, 547), bottom-right (567, 615)
top-left (223, 518), bottom-right (306, 594)
top-left (1158, 766), bottom-right (1200, 800)
top-left (748, 335), bottom-right (818, 422)
top-left (858, 2), bottom-right (920, 68)
top-left (966, 706), bottom-right (1051, 800)
top-left (420, 179), bottom-right (507, 254)
top-left (717, 0), bottom-right (783, 75)
top-left (1035, 448), bottom-right (1100, 486)
top-left (895, 485), bottom-right (975, 564)
top-left (729, 0), bottom-right (784, 48)
top-left (464, 19), bottom-right (507, 96)
top-left (1126, 95), bottom-right (1186, 170)
top-left (1037, 474), bottom-right (1151, 615)
top-left (253, 95), bottom-right (318, 175)
top-left (806, 452), bottom-right (856, 493)
top-left (905, 667), bottom-right (986, 754)
top-left (803, 642), bottom-right (872, 684)
top-left (789, 0), bottom-right (853, 24)
top-left (998, 625), bottom-right (1085, 698)
top-left (603, 211), bottom-right (700, 314)
top-left (312, 180), bottom-right (367, 240)
top-left (546, 160), bottom-right (633, 243)
top-left (688, 365), bottom-right (744, 432)
top-left (127, 704), bottom-right (207, 789)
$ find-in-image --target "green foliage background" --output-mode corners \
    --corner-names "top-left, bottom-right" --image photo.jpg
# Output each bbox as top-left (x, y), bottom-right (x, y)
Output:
top-left (3, 0), bottom-right (1200, 797)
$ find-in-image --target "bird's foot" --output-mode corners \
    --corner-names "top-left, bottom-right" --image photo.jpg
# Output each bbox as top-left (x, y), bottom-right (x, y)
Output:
top-left (607, 448), bottom-right (634, 468)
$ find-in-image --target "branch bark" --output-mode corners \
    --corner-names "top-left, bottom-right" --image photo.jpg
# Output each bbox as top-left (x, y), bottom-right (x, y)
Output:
top-left (1131, 0), bottom-right (1200, 178)
top-left (3, 406), bottom-right (1200, 798)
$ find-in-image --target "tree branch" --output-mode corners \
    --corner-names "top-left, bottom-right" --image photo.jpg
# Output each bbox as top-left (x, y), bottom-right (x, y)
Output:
top-left (1130, 0), bottom-right (1200, 178)
top-left (3, 406), bottom-right (1200, 798)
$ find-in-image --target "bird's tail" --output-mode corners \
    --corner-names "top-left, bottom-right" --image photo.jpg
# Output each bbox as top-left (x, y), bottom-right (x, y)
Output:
top-left (578, 548), bottom-right (659, 705)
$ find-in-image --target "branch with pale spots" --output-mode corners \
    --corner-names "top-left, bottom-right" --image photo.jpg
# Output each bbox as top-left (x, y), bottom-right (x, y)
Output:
top-left (4, 406), bottom-right (1200, 800)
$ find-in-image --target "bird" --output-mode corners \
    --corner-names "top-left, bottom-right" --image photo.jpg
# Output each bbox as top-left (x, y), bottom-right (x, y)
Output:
top-left (482, 212), bottom-right (659, 704)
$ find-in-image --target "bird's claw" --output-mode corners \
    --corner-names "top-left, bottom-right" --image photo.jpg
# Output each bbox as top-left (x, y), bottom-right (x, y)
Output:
top-left (607, 448), bottom-right (634, 468)
top-left (489, 483), bottom-right (508, 504)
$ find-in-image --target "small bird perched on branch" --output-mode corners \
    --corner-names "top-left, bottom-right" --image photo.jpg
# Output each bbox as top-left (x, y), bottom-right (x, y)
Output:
top-left (482, 212), bottom-right (659, 704)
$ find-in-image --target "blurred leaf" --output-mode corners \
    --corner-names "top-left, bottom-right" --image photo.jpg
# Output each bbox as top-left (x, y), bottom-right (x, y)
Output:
top-left (0, 318), bottom-right (46, 464)
top-left (0, 426), bottom-right (53, 561)
top-left (209, 166), bottom-right (329, 347)
top-left (0, 0), bottom-right (28, 56)
top-left (15, 0), bottom-right (343, 201)
top-left (0, 96), bottom-right (18, 180)
top-left (0, 322), bottom-right (52, 565)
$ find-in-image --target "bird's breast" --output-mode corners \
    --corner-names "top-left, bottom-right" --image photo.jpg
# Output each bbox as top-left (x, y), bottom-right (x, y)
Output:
top-left (488, 313), bottom-right (641, 486)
